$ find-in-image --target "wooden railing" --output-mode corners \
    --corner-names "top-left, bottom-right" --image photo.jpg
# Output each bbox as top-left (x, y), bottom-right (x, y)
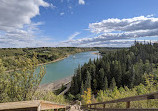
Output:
top-left (0, 100), bottom-right (69, 111)
top-left (81, 91), bottom-right (158, 111)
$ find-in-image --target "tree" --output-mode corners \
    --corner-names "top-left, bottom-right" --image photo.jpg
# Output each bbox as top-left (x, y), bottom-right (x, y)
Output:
top-left (98, 68), bottom-right (105, 89)
top-left (0, 59), bottom-right (9, 102)
top-left (103, 76), bottom-right (108, 90)
top-left (93, 79), bottom-right (97, 93)
top-left (0, 54), bottom-right (46, 102)
top-left (110, 77), bottom-right (116, 90)
top-left (77, 65), bottom-right (82, 91)
top-left (81, 81), bottom-right (84, 95)
top-left (81, 88), bottom-right (92, 104)
top-left (85, 71), bottom-right (91, 89)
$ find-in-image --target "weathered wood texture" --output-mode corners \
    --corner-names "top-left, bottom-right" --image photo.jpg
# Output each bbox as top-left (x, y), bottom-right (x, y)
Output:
top-left (0, 100), bottom-right (67, 111)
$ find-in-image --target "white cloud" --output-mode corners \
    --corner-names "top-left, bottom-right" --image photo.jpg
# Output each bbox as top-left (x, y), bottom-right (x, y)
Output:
top-left (89, 16), bottom-right (158, 33)
top-left (57, 15), bottom-right (158, 47)
top-left (0, 0), bottom-right (55, 48)
top-left (60, 12), bottom-right (65, 16)
top-left (79, 0), bottom-right (85, 5)
top-left (68, 32), bottom-right (80, 40)
top-left (0, 0), bottom-right (49, 32)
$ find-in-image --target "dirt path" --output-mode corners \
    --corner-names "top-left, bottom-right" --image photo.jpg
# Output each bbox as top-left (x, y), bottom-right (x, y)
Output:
top-left (59, 82), bottom-right (71, 95)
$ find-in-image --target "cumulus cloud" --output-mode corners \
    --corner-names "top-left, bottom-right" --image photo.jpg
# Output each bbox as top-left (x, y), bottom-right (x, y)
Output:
top-left (58, 15), bottom-right (158, 47)
top-left (68, 32), bottom-right (80, 40)
top-left (89, 15), bottom-right (158, 33)
top-left (0, 0), bottom-right (49, 32)
top-left (79, 0), bottom-right (85, 5)
top-left (0, 0), bottom-right (53, 48)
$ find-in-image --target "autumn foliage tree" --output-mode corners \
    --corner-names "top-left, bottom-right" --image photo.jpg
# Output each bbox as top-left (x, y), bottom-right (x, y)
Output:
top-left (81, 88), bottom-right (92, 104)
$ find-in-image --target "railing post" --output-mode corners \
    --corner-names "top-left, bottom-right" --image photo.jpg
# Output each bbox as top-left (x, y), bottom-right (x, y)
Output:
top-left (126, 101), bottom-right (130, 108)
top-left (103, 104), bottom-right (105, 111)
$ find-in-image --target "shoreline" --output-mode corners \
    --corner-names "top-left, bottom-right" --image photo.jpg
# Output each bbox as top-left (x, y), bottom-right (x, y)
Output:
top-left (91, 52), bottom-right (100, 55)
top-left (39, 75), bottom-right (72, 91)
top-left (38, 55), bottom-right (69, 66)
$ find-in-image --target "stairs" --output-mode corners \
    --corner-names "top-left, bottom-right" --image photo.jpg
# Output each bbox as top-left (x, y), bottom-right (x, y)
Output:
top-left (69, 104), bottom-right (82, 111)
top-left (68, 100), bottom-right (82, 111)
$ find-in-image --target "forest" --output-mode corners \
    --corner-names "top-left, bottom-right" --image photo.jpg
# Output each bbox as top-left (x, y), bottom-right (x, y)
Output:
top-left (68, 42), bottom-right (158, 107)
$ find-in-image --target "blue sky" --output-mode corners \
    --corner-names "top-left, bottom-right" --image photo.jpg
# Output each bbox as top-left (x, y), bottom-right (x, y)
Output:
top-left (0, 0), bottom-right (158, 47)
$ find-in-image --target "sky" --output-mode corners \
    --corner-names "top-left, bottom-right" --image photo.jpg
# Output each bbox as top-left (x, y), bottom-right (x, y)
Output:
top-left (0, 0), bottom-right (158, 48)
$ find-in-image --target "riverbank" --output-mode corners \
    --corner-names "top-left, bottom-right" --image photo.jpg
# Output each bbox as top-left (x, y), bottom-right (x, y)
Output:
top-left (91, 52), bottom-right (100, 55)
top-left (38, 55), bottom-right (69, 66)
top-left (39, 75), bottom-right (72, 91)
top-left (5, 55), bottom-right (69, 73)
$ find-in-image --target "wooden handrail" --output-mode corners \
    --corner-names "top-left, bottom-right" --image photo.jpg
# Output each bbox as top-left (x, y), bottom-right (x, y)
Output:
top-left (81, 91), bottom-right (158, 110)
top-left (0, 100), bottom-right (68, 111)
top-left (88, 91), bottom-right (158, 105)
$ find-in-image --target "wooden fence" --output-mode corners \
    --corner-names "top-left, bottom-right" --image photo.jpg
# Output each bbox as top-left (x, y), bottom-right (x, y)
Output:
top-left (81, 91), bottom-right (158, 111)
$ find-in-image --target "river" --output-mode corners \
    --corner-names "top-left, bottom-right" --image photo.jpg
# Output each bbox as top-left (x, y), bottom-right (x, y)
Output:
top-left (40, 51), bottom-right (100, 84)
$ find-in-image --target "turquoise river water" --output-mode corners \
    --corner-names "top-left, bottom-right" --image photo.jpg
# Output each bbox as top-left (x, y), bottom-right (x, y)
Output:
top-left (40, 51), bottom-right (100, 84)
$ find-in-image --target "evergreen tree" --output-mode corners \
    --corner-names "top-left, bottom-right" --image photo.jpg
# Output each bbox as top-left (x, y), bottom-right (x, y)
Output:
top-left (103, 76), bottom-right (108, 90)
top-left (98, 68), bottom-right (105, 89)
top-left (110, 77), bottom-right (116, 90)
top-left (85, 71), bottom-right (91, 89)
top-left (69, 42), bottom-right (158, 96)
top-left (77, 65), bottom-right (82, 91)
top-left (93, 79), bottom-right (97, 93)
top-left (81, 81), bottom-right (84, 95)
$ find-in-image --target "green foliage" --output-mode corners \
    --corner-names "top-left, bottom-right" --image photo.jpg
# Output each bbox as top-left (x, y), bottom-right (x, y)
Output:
top-left (34, 90), bottom-right (68, 104)
top-left (85, 71), bottom-right (91, 89)
top-left (54, 84), bottom-right (67, 95)
top-left (67, 93), bottom-right (75, 100)
top-left (0, 55), bottom-right (46, 102)
top-left (81, 81), bottom-right (84, 95)
top-left (69, 42), bottom-right (158, 96)
top-left (103, 76), bottom-right (108, 90)
top-left (96, 72), bottom-right (158, 108)
top-left (81, 88), bottom-right (92, 104)
top-left (110, 77), bottom-right (116, 90)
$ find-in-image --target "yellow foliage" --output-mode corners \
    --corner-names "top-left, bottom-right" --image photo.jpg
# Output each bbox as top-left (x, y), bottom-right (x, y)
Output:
top-left (81, 88), bottom-right (92, 104)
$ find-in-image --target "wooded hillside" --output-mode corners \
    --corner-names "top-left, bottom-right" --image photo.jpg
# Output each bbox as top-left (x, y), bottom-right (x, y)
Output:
top-left (69, 42), bottom-right (158, 98)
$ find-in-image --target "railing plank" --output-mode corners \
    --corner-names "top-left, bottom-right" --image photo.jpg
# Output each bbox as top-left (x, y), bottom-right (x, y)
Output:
top-left (81, 92), bottom-right (158, 111)
top-left (86, 107), bottom-right (158, 111)
top-left (88, 92), bottom-right (158, 105)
